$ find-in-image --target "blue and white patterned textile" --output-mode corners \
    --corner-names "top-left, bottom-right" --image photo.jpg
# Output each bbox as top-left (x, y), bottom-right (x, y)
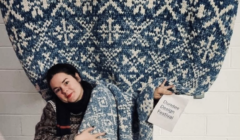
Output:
top-left (78, 79), bottom-right (164, 140)
top-left (0, 0), bottom-right (238, 99)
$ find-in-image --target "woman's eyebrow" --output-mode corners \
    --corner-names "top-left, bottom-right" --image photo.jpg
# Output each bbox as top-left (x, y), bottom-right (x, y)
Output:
top-left (62, 78), bottom-right (67, 83)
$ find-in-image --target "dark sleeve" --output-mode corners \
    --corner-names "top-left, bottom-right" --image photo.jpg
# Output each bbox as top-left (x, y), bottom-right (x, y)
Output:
top-left (154, 99), bottom-right (159, 107)
top-left (34, 102), bottom-right (77, 140)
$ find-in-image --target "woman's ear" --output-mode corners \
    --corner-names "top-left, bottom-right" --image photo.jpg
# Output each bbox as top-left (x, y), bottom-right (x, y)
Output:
top-left (75, 73), bottom-right (81, 82)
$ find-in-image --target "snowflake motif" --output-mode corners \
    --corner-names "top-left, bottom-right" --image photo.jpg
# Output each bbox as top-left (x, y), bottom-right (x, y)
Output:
top-left (98, 18), bottom-right (126, 45)
top-left (147, 21), bottom-right (176, 49)
top-left (21, 0), bottom-right (49, 18)
top-left (195, 35), bottom-right (220, 63)
top-left (9, 27), bottom-right (31, 56)
top-left (52, 18), bottom-right (78, 46)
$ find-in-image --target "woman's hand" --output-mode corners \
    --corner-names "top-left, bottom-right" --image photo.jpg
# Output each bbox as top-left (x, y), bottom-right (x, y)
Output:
top-left (154, 79), bottom-right (174, 99)
top-left (74, 127), bottom-right (106, 140)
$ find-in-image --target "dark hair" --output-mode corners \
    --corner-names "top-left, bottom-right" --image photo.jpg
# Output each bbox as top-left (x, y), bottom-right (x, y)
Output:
top-left (46, 63), bottom-right (80, 89)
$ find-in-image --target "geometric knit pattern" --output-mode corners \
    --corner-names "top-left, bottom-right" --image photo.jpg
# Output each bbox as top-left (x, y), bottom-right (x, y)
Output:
top-left (78, 80), bottom-right (160, 140)
top-left (78, 82), bottom-right (119, 139)
top-left (0, 0), bottom-right (238, 100)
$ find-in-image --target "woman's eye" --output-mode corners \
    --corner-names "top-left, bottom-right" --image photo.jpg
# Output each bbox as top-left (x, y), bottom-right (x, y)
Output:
top-left (65, 81), bottom-right (69, 85)
top-left (55, 89), bottom-right (60, 93)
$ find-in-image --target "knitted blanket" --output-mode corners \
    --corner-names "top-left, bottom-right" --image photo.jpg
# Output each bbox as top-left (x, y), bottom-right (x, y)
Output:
top-left (78, 79), bottom-right (164, 140)
top-left (0, 0), bottom-right (238, 99)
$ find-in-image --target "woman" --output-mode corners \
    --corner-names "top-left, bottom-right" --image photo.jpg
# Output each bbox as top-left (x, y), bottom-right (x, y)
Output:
top-left (34, 63), bottom-right (173, 140)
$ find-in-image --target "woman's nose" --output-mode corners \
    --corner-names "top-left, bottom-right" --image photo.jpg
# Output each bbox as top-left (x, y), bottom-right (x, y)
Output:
top-left (62, 86), bottom-right (68, 94)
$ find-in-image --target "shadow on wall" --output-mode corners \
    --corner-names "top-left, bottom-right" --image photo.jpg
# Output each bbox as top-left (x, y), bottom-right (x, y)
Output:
top-left (0, 132), bottom-right (6, 140)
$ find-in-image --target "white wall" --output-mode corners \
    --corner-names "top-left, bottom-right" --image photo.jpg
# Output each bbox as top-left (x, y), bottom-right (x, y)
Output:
top-left (0, 5), bottom-right (240, 140)
top-left (0, 10), bottom-right (46, 140)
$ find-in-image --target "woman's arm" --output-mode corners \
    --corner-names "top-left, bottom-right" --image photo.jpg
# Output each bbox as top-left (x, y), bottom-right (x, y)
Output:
top-left (34, 102), bottom-right (77, 140)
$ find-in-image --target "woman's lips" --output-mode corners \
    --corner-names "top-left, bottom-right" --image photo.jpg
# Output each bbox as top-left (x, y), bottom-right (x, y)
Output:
top-left (67, 93), bottom-right (73, 99)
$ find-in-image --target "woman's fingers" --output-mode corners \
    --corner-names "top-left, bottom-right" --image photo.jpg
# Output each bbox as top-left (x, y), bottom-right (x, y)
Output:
top-left (93, 132), bottom-right (106, 138)
top-left (156, 88), bottom-right (173, 95)
top-left (84, 127), bottom-right (94, 133)
top-left (159, 79), bottom-right (174, 90)
top-left (164, 90), bottom-right (173, 95)
top-left (79, 128), bottom-right (107, 140)
top-left (165, 85), bottom-right (174, 89)
top-left (159, 79), bottom-right (167, 87)
top-left (154, 79), bottom-right (174, 100)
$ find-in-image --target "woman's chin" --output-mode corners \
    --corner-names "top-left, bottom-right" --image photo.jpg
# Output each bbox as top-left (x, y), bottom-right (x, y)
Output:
top-left (75, 94), bottom-right (83, 102)
top-left (69, 96), bottom-right (80, 103)
top-left (67, 98), bottom-right (75, 103)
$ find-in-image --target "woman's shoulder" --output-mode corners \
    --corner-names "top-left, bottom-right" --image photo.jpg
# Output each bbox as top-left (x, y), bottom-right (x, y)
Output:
top-left (38, 100), bottom-right (57, 120)
top-left (45, 99), bottom-right (57, 112)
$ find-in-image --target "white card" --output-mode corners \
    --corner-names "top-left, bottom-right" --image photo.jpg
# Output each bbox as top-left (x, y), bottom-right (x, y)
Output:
top-left (148, 94), bottom-right (189, 132)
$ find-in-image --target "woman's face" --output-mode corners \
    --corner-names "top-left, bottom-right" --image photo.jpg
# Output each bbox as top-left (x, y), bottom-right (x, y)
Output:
top-left (50, 72), bottom-right (83, 103)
